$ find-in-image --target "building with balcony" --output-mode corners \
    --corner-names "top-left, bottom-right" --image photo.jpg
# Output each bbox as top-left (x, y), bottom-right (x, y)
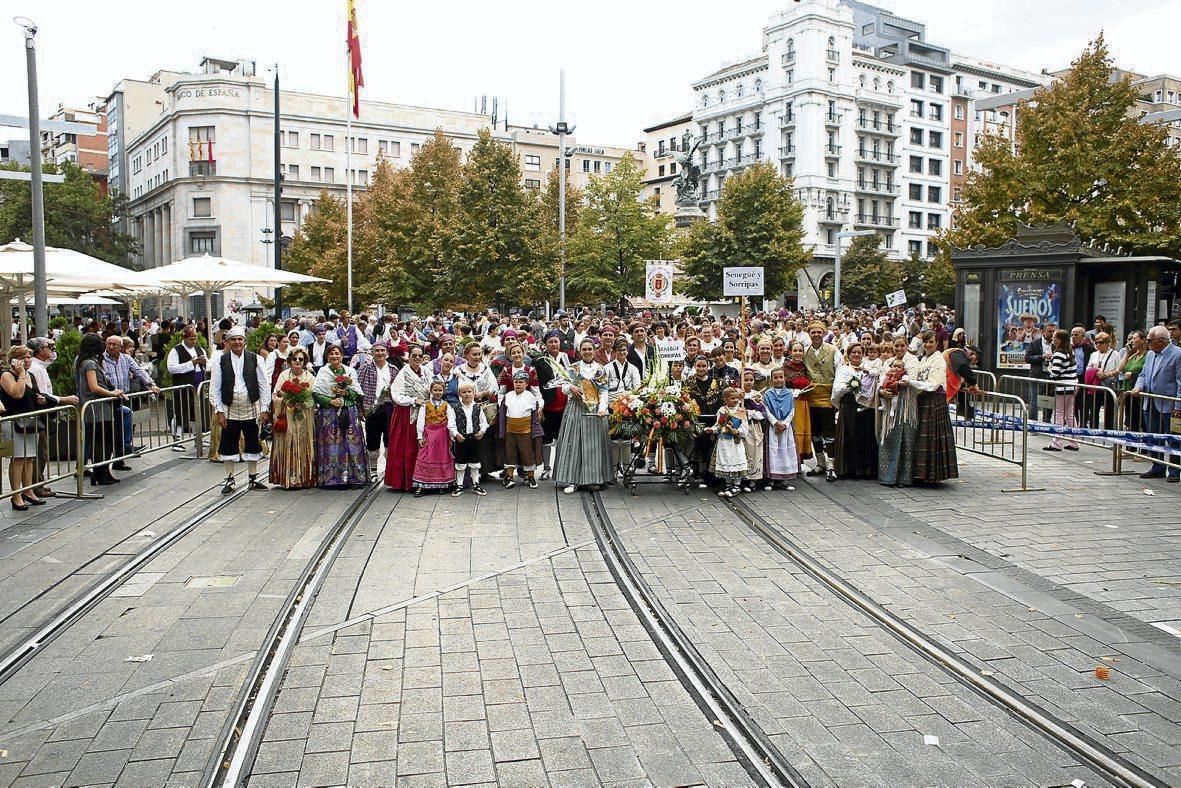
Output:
top-left (40, 103), bottom-right (109, 189)
top-left (640, 114), bottom-right (695, 214)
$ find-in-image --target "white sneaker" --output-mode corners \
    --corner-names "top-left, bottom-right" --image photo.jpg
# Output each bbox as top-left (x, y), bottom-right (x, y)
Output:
top-left (563, 485), bottom-right (576, 495)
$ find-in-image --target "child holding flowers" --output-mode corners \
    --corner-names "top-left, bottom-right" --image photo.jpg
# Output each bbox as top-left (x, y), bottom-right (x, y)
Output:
top-left (312, 345), bottom-right (368, 488)
top-left (710, 386), bottom-right (749, 498)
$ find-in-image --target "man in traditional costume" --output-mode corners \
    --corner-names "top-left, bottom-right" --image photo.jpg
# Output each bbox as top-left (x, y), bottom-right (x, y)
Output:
top-left (209, 326), bottom-right (271, 494)
top-left (802, 321), bottom-right (842, 482)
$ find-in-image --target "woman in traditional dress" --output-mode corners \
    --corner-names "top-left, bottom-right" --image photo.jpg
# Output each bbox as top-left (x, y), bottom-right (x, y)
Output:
top-left (878, 336), bottom-right (920, 487)
top-left (312, 345), bottom-right (368, 488)
top-left (762, 367), bottom-right (799, 490)
top-left (269, 347), bottom-right (317, 489)
top-left (746, 338), bottom-right (778, 393)
top-left (831, 343), bottom-right (879, 479)
top-left (385, 344), bottom-right (434, 490)
top-left (910, 331), bottom-right (959, 483)
top-left (554, 339), bottom-right (612, 494)
top-left (784, 341), bottom-right (813, 467)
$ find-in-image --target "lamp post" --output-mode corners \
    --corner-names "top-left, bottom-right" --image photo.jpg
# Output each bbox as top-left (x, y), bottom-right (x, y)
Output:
top-left (548, 70), bottom-right (576, 313)
top-left (15, 17), bottom-right (48, 338)
top-left (834, 229), bottom-right (876, 310)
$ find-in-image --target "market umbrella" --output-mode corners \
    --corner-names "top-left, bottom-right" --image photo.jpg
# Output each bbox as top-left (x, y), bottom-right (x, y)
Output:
top-left (131, 254), bottom-right (328, 347)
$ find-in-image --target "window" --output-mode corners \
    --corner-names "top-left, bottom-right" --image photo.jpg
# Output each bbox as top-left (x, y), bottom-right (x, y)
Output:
top-left (909, 156), bottom-right (923, 173)
top-left (349, 137), bottom-right (368, 154)
top-left (323, 167), bottom-right (335, 183)
top-left (669, 162), bottom-right (677, 174)
top-left (862, 23), bottom-right (873, 34)
top-left (281, 201), bottom-right (296, 222)
top-left (378, 140), bottom-right (387, 154)
top-left (910, 99), bottom-right (923, 117)
top-left (754, 79), bottom-right (762, 93)
top-left (826, 161), bottom-right (836, 177)
top-left (911, 72), bottom-right (925, 90)
top-left (908, 183), bottom-right (923, 200)
top-left (927, 185), bottom-right (941, 202)
top-left (928, 159), bottom-right (942, 176)
top-left (928, 131), bottom-right (942, 148)
top-left (582, 159), bottom-right (590, 173)
top-left (189, 125), bottom-right (215, 161)
top-left (322, 134), bottom-right (335, 152)
top-left (282, 163), bottom-right (300, 180)
top-left (828, 68), bottom-right (836, 83)
top-left (161, 137), bottom-right (167, 154)
top-left (358, 169), bottom-right (369, 185)
top-left (718, 89), bottom-right (726, 103)
top-left (311, 166), bottom-right (321, 182)
top-left (910, 128), bottom-right (923, 145)
top-left (702, 94), bottom-right (710, 108)
top-left (908, 239), bottom-right (922, 255)
top-left (524, 154), bottom-right (541, 171)
top-left (929, 104), bottom-right (943, 121)
top-left (736, 83), bottom-right (744, 98)
top-left (909, 211), bottom-right (922, 229)
top-left (929, 76), bottom-right (943, 94)
top-left (281, 130), bottom-right (299, 148)
top-left (189, 160), bottom-right (216, 176)
top-left (927, 213), bottom-right (942, 229)
top-left (593, 160), bottom-right (601, 173)
top-left (389, 141), bottom-right (401, 157)
top-left (658, 165), bottom-right (665, 177)
top-left (953, 159), bottom-right (963, 175)
top-left (410, 143), bottom-right (420, 157)
top-left (953, 132), bottom-right (964, 148)
top-left (192, 197), bottom-right (211, 218)
top-left (953, 187), bottom-right (963, 201)
top-left (954, 104), bottom-right (964, 120)
top-left (524, 179), bottom-right (540, 190)
top-left (310, 133), bottom-right (320, 149)
top-left (786, 69), bottom-right (793, 84)
top-left (190, 231), bottom-right (216, 255)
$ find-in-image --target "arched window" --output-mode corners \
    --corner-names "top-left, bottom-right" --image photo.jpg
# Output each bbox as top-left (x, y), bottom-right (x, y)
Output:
top-left (859, 75), bottom-right (866, 88)
top-left (825, 197), bottom-right (835, 220)
top-left (828, 36), bottom-right (835, 46)
top-left (755, 79), bottom-right (763, 93)
top-left (873, 77), bottom-right (881, 90)
top-left (887, 80), bottom-right (895, 93)
top-left (702, 94), bottom-right (709, 107)
top-left (719, 89), bottom-right (726, 103)
top-left (786, 39), bottom-right (795, 56)
top-left (736, 83), bottom-right (745, 98)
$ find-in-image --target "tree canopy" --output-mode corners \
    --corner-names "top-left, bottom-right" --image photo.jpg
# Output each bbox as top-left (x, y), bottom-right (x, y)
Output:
top-left (838, 235), bottom-right (902, 307)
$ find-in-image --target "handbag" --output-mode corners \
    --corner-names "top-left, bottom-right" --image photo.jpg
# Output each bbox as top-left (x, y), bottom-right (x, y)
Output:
top-left (273, 414), bottom-right (288, 434)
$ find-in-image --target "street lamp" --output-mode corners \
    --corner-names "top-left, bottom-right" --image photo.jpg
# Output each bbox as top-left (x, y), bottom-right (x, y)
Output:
top-left (15, 15), bottom-right (48, 337)
top-left (834, 228), bottom-right (876, 310)
top-left (548, 70), bottom-right (576, 314)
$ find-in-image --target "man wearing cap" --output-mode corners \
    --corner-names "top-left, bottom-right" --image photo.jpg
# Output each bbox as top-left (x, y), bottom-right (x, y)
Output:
top-left (357, 342), bottom-right (394, 479)
top-left (803, 321), bottom-right (842, 482)
top-left (27, 337), bottom-right (78, 497)
top-left (209, 326), bottom-right (271, 494)
top-left (534, 332), bottom-right (571, 480)
top-left (166, 326), bottom-right (208, 450)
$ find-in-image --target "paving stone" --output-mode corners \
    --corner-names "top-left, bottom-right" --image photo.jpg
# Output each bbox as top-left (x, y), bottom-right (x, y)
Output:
top-left (297, 750), bottom-right (350, 787)
top-left (397, 740), bottom-right (444, 776)
top-left (445, 748), bottom-right (496, 784)
top-left (444, 720), bottom-right (490, 753)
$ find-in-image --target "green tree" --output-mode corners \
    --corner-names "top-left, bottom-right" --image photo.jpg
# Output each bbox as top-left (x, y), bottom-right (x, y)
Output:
top-left (282, 190), bottom-right (348, 311)
top-left (838, 235), bottom-right (903, 307)
top-left (0, 161), bottom-right (138, 264)
top-left (529, 163), bottom-right (583, 307)
top-left (944, 35), bottom-right (1181, 258)
top-left (449, 129), bottom-right (540, 308)
top-left (680, 162), bottom-right (810, 302)
top-left (567, 153), bottom-right (670, 309)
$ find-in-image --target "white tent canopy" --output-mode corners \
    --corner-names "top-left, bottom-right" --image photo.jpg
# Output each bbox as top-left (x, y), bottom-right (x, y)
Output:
top-left (134, 254), bottom-right (328, 346)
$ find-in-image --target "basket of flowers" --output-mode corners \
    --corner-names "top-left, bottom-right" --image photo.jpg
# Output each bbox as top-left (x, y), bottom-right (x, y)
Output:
top-left (620, 387), bottom-right (702, 456)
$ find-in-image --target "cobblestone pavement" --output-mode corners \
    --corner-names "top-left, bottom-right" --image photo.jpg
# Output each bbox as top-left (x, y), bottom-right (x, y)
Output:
top-left (0, 446), bottom-right (1176, 786)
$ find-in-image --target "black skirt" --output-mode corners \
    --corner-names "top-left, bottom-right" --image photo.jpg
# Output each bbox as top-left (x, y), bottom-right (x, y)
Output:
top-left (913, 389), bottom-right (958, 483)
top-left (834, 392), bottom-right (878, 479)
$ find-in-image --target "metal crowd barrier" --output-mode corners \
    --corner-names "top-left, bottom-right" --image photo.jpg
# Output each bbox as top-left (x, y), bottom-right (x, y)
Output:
top-left (975, 370), bottom-right (997, 392)
top-left (949, 389), bottom-right (1042, 492)
top-left (195, 380), bottom-right (212, 458)
top-left (75, 385), bottom-right (197, 495)
top-left (1113, 391), bottom-right (1181, 476)
top-left (0, 404), bottom-right (80, 501)
top-left (998, 374), bottom-right (1121, 454)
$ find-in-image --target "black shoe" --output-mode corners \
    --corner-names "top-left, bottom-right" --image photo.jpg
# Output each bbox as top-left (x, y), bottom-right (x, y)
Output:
top-left (221, 477), bottom-right (236, 495)
top-left (1139, 470), bottom-right (1166, 479)
top-left (527, 477), bottom-right (538, 489)
top-left (1063, 445), bottom-right (1079, 452)
top-left (1168, 476), bottom-right (1179, 483)
top-left (10, 500), bottom-right (28, 511)
top-left (413, 488), bottom-right (425, 498)
top-left (1042, 446), bottom-right (1062, 452)
top-left (112, 462), bottom-right (132, 471)
top-left (805, 467), bottom-right (825, 477)
top-left (247, 475), bottom-right (268, 491)
top-left (26, 497), bottom-right (46, 506)
top-left (825, 468), bottom-right (837, 483)
top-left (472, 485), bottom-right (487, 496)
top-left (83, 469), bottom-right (92, 478)
top-left (97, 476), bottom-right (120, 486)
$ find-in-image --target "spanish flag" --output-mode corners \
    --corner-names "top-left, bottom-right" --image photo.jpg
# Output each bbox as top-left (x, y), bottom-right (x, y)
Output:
top-left (347, 0), bottom-right (364, 118)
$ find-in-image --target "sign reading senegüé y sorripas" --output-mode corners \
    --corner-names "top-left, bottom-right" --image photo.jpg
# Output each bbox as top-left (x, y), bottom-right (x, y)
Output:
top-left (995, 269), bottom-right (1063, 369)
top-left (645, 261), bottom-right (674, 304)
top-left (723, 267), bottom-right (764, 297)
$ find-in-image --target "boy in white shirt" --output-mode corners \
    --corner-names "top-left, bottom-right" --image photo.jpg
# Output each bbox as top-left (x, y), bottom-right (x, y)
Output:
top-left (502, 371), bottom-right (543, 489)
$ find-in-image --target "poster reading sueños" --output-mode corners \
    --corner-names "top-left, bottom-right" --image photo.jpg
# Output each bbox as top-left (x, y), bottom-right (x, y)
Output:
top-left (996, 281), bottom-right (1061, 369)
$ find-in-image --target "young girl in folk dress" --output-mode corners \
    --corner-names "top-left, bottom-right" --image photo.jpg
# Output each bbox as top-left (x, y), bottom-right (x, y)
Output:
top-left (762, 367), bottom-right (800, 490)
top-left (740, 370), bottom-right (766, 493)
top-left (413, 380), bottom-right (456, 497)
top-left (711, 387), bottom-right (749, 498)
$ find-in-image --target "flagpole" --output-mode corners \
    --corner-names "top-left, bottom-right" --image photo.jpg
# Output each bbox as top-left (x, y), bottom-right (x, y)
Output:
top-left (346, 103), bottom-right (353, 314)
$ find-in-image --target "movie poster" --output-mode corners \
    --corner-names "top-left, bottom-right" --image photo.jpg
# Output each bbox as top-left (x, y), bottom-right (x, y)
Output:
top-left (996, 278), bottom-right (1061, 369)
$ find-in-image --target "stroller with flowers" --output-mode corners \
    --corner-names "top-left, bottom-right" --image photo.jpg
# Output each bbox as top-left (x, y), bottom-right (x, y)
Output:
top-left (608, 386), bottom-right (702, 495)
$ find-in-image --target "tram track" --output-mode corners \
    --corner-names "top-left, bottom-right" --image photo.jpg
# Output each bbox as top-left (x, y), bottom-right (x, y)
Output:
top-left (203, 481), bottom-right (382, 788)
top-left (723, 492), bottom-right (1167, 788)
top-left (583, 490), bottom-right (809, 788)
top-left (0, 467), bottom-right (266, 688)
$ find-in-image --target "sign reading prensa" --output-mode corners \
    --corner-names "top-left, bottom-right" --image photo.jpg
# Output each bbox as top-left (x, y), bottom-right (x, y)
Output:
top-left (723, 267), bottom-right (764, 297)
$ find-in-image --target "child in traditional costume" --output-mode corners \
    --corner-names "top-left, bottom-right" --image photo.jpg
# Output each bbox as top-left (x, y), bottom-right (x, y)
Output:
top-left (412, 380), bottom-right (455, 497)
top-left (711, 387), bottom-right (749, 498)
top-left (763, 367), bottom-right (799, 490)
top-left (740, 369), bottom-right (766, 493)
top-left (449, 380), bottom-right (488, 496)
top-left (501, 370), bottom-right (543, 488)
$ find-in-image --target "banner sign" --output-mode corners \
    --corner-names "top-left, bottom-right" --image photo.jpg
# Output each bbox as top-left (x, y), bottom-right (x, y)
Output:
top-left (885, 289), bottom-right (907, 308)
top-left (995, 275), bottom-right (1062, 369)
top-left (645, 262), bottom-right (674, 304)
top-left (656, 338), bottom-right (685, 363)
top-left (723, 267), bottom-right (764, 297)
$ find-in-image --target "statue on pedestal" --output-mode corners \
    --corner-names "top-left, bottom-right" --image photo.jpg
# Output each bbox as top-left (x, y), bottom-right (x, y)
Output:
top-left (673, 132), bottom-right (703, 207)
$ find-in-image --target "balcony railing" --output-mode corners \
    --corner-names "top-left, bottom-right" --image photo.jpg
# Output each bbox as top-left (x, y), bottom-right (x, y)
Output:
top-left (819, 213), bottom-right (843, 224)
top-left (825, 112), bottom-right (843, 125)
top-left (704, 189), bottom-right (721, 200)
top-left (749, 123), bottom-right (764, 135)
top-left (779, 145), bottom-right (795, 157)
top-left (826, 49), bottom-right (840, 63)
top-left (782, 52), bottom-right (795, 66)
top-left (779, 115), bottom-right (795, 128)
top-left (856, 149), bottom-right (900, 163)
top-left (654, 149), bottom-right (673, 159)
top-left (708, 131), bottom-right (724, 142)
top-left (856, 118), bottom-right (900, 134)
top-left (856, 181), bottom-right (900, 194)
top-left (855, 214), bottom-right (900, 227)
top-left (824, 144), bottom-right (842, 156)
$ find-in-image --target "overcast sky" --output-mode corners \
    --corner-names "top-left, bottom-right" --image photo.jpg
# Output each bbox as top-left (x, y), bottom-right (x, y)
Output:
top-left (1, 0), bottom-right (1177, 147)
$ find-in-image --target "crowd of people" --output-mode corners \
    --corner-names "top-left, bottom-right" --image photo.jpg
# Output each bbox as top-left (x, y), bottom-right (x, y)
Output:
top-left (8, 305), bottom-right (1176, 508)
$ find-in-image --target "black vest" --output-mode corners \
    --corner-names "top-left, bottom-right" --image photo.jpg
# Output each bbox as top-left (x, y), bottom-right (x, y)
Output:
top-left (172, 343), bottom-right (205, 387)
top-left (219, 351), bottom-right (260, 406)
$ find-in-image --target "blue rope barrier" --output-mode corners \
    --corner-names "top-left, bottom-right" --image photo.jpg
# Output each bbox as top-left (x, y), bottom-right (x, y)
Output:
top-left (954, 410), bottom-right (1181, 452)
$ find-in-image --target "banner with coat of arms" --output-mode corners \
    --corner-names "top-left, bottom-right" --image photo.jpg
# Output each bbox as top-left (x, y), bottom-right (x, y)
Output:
top-left (645, 261), bottom-right (674, 304)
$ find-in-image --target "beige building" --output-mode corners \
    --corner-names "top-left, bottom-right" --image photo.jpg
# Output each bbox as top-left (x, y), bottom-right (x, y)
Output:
top-left (507, 124), bottom-right (644, 194)
top-left (639, 114), bottom-right (695, 214)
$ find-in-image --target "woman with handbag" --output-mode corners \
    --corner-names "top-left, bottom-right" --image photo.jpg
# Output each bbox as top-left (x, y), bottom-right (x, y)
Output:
top-left (312, 345), bottom-right (368, 488)
top-left (1, 346), bottom-right (55, 510)
top-left (75, 333), bottom-right (124, 487)
top-left (269, 347), bottom-right (317, 490)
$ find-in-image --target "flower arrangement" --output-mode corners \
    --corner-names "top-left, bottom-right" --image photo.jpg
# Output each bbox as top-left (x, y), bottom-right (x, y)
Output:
top-left (280, 379), bottom-right (312, 412)
top-left (610, 388), bottom-right (701, 453)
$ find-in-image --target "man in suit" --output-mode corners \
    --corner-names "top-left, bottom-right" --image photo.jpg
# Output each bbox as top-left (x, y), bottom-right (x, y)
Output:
top-left (1132, 326), bottom-right (1181, 482)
